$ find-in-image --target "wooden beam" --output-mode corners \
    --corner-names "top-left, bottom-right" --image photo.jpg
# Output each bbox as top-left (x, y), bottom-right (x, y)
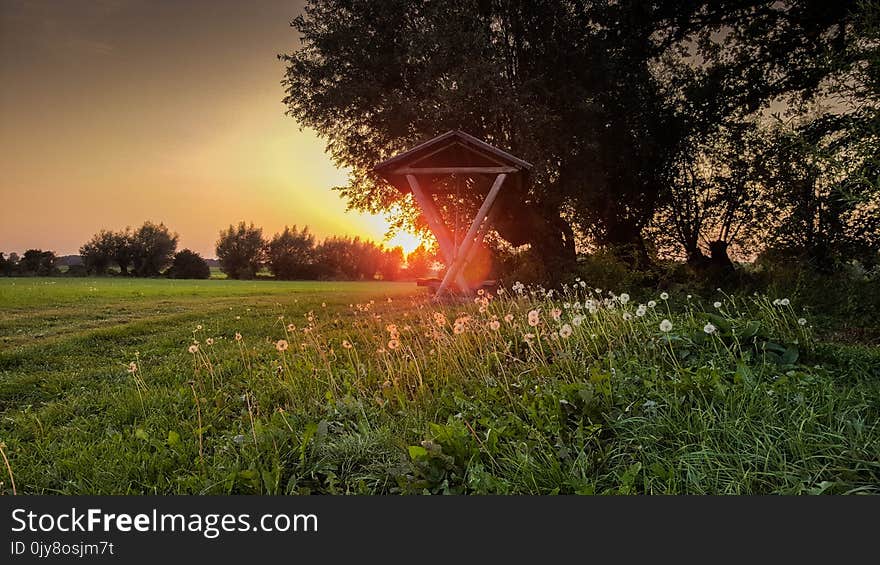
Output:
top-left (461, 203), bottom-right (500, 266)
top-left (405, 174), bottom-right (470, 292)
top-left (394, 166), bottom-right (518, 175)
top-left (434, 173), bottom-right (507, 298)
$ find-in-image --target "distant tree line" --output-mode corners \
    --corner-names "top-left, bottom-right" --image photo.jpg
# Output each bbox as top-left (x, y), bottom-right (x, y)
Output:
top-left (1, 220), bottom-right (433, 281)
top-left (0, 250), bottom-right (59, 277)
top-left (216, 221), bottom-right (428, 280)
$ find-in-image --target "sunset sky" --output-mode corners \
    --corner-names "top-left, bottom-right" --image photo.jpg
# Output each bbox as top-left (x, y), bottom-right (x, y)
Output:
top-left (0, 0), bottom-right (418, 257)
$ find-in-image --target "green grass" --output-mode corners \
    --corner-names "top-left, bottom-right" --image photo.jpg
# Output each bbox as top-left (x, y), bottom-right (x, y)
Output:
top-left (0, 278), bottom-right (877, 495)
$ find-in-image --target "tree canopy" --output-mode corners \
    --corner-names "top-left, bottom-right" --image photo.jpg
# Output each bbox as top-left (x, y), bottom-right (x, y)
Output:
top-left (282, 0), bottom-right (877, 274)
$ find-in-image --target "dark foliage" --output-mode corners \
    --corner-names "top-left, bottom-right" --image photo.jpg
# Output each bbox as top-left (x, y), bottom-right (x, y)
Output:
top-left (216, 222), bottom-right (266, 280)
top-left (167, 249), bottom-right (211, 279)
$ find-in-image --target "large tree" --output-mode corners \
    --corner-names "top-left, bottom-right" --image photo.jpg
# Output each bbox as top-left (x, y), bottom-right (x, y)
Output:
top-left (80, 230), bottom-right (117, 275)
top-left (216, 222), bottom-right (266, 280)
top-left (281, 1), bottom-right (859, 272)
top-left (130, 222), bottom-right (178, 277)
top-left (267, 225), bottom-right (317, 280)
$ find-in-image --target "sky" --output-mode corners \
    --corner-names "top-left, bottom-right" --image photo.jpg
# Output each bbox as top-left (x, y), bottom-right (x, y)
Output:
top-left (0, 0), bottom-right (419, 257)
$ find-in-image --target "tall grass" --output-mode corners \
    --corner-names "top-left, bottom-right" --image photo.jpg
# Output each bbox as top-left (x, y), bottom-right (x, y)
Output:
top-left (1, 279), bottom-right (876, 494)
top-left (145, 284), bottom-right (876, 494)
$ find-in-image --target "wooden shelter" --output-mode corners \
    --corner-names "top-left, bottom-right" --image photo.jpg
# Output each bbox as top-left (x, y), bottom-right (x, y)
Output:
top-left (374, 130), bottom-right (532, 298)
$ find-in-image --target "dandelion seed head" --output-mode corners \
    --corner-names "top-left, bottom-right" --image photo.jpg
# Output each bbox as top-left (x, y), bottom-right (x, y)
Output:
top-left (559, 324), bottom-right (573, 338)
top-left (527, 310), bottom-right (540, 327)
top-left (188, 344), bottom-right (199, 354)
top-left (703, 323), bottom-right (717, 334)
top-left (660, 292), bottom-right (669, 300)
top-left (275, 339), bottom-right (289, 352)
top-left (659, 319), bottom-right (673, 332)
top-left (713, 301), bottom-right (722, 309)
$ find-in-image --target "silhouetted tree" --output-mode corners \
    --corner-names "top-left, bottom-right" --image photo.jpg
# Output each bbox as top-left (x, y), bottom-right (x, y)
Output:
top-left (651, 121), bottom-right (767, 270)
top-left (216, 222), bottom-right (266, 280)
top-left (111, 228), bottom-right (135, 275)
top-left (267, 225), bottom-right (316, 279)
top-left (18, 249), bottom-right (57, 276)
top-left (167, 249), bottom-right (211, 279)
top-left (130, 222), bottom-right (178, 277)
top-left (314, 236), bottom-right (358, 280)
top-left (79, 230), bottom-right (117, 275)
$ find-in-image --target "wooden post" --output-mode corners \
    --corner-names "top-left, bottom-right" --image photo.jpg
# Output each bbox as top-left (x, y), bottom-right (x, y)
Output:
top-left (405, 174), bottom-right (470, 292)
top-left (434, 173), bottom-right (506, 298)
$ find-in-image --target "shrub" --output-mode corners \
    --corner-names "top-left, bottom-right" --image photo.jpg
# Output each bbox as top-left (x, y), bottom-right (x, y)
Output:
top-left (64, 264), bottom-right (88, 277)
top-left (167, 249), bottom-right (210, 279)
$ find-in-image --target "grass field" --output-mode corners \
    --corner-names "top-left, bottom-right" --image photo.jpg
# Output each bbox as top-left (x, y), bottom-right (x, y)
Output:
top-left (1, 277), bottom-right (878, 494)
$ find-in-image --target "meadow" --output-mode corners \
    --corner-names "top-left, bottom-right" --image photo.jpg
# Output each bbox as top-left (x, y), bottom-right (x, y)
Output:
top-left (0, 277), bottom-right (878, 495)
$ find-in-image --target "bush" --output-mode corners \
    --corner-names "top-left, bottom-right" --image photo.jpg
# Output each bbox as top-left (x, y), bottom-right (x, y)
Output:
top-left (167, 249), bottom-right (210, 279)
top-left (64, 264), bottom-right (88, 277)
top-left (573, 249), bottom-right (652, 292)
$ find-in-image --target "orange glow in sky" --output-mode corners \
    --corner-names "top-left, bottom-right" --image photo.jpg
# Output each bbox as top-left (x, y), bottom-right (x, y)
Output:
top-left (0, 1), bottom-right (420, 257)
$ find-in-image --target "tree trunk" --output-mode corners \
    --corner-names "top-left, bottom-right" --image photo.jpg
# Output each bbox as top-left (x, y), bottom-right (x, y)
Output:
top-left (707, 240), bottom-right (735, 278)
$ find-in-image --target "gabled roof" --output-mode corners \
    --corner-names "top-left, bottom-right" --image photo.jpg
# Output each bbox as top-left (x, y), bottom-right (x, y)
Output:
top-left (374, 130), bottom-right (532, 193)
